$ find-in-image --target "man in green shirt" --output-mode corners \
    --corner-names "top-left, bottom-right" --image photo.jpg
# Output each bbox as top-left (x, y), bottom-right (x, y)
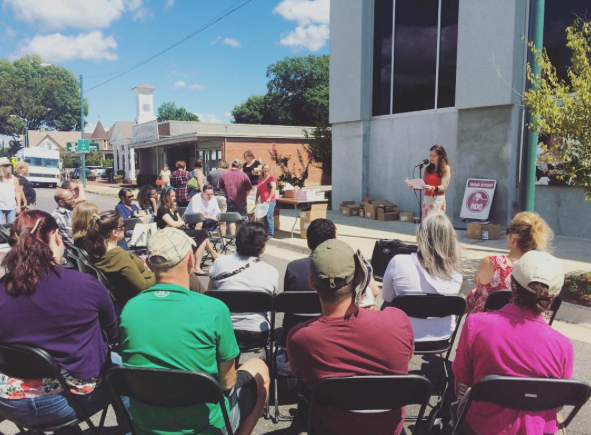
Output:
top-left (120, 228), bottom-right (269, 435)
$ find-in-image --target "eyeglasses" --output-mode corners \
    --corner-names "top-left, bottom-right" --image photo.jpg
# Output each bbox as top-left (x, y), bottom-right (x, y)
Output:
top-left (117, 225), bottom-right (126, 230)
top-left (125, 195), bottom-right (134, 199)
top-left (1, 164), bottom-right (12, 168)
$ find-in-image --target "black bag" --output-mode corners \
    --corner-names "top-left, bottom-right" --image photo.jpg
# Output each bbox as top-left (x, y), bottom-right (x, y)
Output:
top-left (370, 239), bottom-right (418, 281)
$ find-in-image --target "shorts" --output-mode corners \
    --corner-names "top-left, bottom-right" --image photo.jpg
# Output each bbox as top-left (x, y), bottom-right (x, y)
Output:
top-left (223, 370), bottom-right (258, 434)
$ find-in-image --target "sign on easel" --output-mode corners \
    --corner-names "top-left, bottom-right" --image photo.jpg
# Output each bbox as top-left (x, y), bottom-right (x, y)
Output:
top-left (460, 179), bottom-right (497, 220)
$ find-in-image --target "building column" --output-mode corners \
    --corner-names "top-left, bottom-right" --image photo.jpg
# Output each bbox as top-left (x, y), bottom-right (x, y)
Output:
top-left (129, 147), bottom-right (136, 181)
top-left (124, 144), bottom-right (130, 180)
top-left (118, 145), bottom-right (125, 174)
top-left (113, 146), bottom-right (119, 173)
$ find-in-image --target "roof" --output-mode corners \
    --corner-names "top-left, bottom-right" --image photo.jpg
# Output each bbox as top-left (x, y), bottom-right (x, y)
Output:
top-left (132, 84), bottom-right (156, 91)
top-left (108, 121), bottom-right (136, 141)
top-left (25, 130), bottom-right (90, 150)
top-left (91, 121), bottom-right (107, 139)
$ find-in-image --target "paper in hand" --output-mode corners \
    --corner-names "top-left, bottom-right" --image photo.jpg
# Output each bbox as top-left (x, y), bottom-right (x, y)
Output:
top-left (405, 178), bottom-right (426, 189)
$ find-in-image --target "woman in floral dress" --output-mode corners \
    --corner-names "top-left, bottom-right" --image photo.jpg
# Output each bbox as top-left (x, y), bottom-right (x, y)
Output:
top-left (466, 212), bottom-right (553, 314)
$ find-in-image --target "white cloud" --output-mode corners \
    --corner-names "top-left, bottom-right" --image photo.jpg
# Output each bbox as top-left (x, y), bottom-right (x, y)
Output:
top-left (165, 0), bottom-right (175, 9)
top-left (173, 80), bottom-right (186, 89)
top-left (195, 113), bottom-right (221, 123)
top-left (16, 31), bottom-right (118, 62)
top-left (274, 0), bottom-right (329, 51)
top-left (212, 36), bottom-right (222, 44)
top-left (5, 27), bottom-right (17, 38)
top-left (3, 0), bottom-right (149, 30)
top-left (84, 122), bottom-right (97, 133)
top-left (223, 111), bottom-right (233, 118)
top-left (223, 38), bottom-right (241, 48)
top-left (190, 83), bottom-right (206, 90)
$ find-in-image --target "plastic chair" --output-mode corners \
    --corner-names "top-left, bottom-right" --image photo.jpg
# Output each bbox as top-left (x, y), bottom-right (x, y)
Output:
top-left (308, 375), bottom-right (433, 435)
top-left (0, 344), bottom-right (107, 435)
top-left (177, 206), bottom-right (187, 217)
top-left (451, 375), bottom-right (591, 435)
top-left (271, 291), bottom-right (322, 422)
top-left (106, 366), bottom-right (234, 435)
top-left (217, 212), bottom-right (243, 253)
top-left (484, 290), bottom-right (562, 325)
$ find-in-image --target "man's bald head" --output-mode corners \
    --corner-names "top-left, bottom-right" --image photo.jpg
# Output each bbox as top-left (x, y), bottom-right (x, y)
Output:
top-left (55, 188), bottom-right (75, 210)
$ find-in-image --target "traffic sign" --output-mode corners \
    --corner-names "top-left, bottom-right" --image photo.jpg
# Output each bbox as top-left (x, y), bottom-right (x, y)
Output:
top-left (77, 139), bottom-right (89, 153)
top-left (67, 141), bottom-right (99, 153)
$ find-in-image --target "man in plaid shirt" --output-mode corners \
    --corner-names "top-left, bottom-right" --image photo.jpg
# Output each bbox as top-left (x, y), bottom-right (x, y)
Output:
top-left (170, 160), bottom-right (191, 206)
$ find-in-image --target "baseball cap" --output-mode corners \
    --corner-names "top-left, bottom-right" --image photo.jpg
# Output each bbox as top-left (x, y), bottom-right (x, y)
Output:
top-left (311, 239), bottom-right (356, 291)
top-left (147, 228), bottom-right (196, 269)
top-left (512, 250), bottom-right (564, 295)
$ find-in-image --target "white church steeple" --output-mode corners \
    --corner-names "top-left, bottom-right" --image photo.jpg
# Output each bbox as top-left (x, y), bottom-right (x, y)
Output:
top-left (132, 84), bottom-right (157, 125)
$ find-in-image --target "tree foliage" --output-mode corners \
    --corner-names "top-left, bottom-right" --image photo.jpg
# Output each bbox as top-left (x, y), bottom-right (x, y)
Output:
top-left (304, 125), bottom-right (332, 177)
top-left (157, 102), bottom-right (199, 122)
top-left (232, 55), bottom-right (329, 127)
top-left (86, 152), bottom-right (103, 166)
top-left (60, 151), bottom-right (75, 169)
top-left (268, 144), bottom-right (312, 191)
top-left (524, 19), bottom-right (591, 199)
top-left (0, 56), bottom-right (87, 138)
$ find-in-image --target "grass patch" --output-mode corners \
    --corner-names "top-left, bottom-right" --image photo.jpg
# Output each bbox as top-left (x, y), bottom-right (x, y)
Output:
top-left (562, 272), bottom-right (591, 307)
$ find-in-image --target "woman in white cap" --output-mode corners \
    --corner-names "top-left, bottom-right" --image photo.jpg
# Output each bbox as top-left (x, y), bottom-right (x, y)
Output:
top-left (452, 251), bottom-right (572, 435)
top-left (0, 157), bottom-right (21, 225)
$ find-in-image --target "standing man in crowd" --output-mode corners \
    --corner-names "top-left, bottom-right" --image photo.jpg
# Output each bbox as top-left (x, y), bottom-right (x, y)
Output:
top-left (120, 228), bottom-right (269, 435)
top-left (51, 182), bottom-right (86, 246)
top-left (207, 160), bottom-right (229, 213)
top-left (287, 239), bottom-right (414, 435)
top-left (185, 184), bottom-right (229, 235)
top-left (170, 160), bottom-right (191, 207)
top-left (219, 158), bottom-right (252, 226)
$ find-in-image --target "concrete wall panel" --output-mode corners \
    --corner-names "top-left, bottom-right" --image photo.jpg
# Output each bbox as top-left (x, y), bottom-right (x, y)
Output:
top-left (535, 186), bottom-right (591, 238)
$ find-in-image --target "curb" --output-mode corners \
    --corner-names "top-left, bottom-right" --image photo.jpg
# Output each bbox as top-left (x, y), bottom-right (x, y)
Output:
top-left (85, 188), bottom-right (120, 198)
top-left (556, 302), bottom-right (591, 329)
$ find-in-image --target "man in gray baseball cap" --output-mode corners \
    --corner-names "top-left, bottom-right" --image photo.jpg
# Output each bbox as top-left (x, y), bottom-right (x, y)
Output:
top-left (120, 228), bottom-right (269, 435)
top-left (287, 239), bottom-right (415, 435)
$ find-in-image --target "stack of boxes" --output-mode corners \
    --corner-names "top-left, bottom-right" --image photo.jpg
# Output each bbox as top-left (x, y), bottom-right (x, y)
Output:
top-left (339, 201), bottom-right (361, 217)
top-left (300, 203), bottom-right (328, 238)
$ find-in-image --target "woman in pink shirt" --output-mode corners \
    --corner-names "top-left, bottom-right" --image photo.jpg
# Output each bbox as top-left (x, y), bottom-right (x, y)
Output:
top-left (255, 164), bottom-right (277, 239)
top-left (453, 251), bottom-right (573, 435)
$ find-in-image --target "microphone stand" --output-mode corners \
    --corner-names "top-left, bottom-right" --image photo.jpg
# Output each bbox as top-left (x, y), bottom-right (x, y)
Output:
top-left (417, 162), bottom-right (427, 222)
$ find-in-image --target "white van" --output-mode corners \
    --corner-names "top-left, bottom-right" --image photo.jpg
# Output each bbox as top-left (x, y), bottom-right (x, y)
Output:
top-left (86, 166), bottom-right (104, 177)
top-left (16, 148), bottom-right (61, 187)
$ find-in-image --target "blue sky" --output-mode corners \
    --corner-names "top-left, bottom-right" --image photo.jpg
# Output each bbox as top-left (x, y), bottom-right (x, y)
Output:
top-left (0, 0), bottom-right (329, 133)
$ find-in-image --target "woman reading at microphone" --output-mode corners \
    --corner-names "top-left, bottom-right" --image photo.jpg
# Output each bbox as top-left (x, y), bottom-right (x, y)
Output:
top-left (422, 144), bottom-right (452, 217)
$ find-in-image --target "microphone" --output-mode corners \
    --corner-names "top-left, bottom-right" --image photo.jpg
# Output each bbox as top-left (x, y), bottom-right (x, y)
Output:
top-left (415, 159), bottom-right (429, 167)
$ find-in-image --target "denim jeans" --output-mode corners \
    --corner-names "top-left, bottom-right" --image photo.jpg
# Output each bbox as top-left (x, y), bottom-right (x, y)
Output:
top-left (0, 209), bottom-right (16, 225)
top-left (263, 200), bottom-right (276, 238)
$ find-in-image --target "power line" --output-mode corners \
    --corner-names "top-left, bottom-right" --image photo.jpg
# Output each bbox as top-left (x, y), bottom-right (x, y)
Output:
top-left (85, 0), bottom-right (255, 92)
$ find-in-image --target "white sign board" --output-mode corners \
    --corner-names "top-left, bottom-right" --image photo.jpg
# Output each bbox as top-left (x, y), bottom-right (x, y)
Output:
top-left (460, 178), bottom-right (497, 220)
top-left (132, 120), bottom-right (159, 144)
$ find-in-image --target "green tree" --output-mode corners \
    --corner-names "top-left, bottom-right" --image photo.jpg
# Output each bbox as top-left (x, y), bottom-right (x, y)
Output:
top-left (524, 19), bottom-right (591, 199)
top-left (157, 102), bottom-right (199, 122)
top-left (304, 125), bottom-right (332, 176)
top-left (232, 55), bottom-right (329, 127)
top-left (60, 151), bottom-right (74, 169)
top-left (0, 55), bottom-right (87, 139)
top-left (86, 152), bottom-right (103, 166)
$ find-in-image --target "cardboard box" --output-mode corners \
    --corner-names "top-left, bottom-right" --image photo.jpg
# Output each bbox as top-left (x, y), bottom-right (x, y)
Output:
top-left (300, 219), bottom-right (312, 230)
top-left (300, 229), bottom-right (307, 239)
top-left (373, 200), bottom-right (397, 209)
top-left (377, 209), bottom-right (399, 221)
top-left (284, 190), bottom-right (295, 198)
top-left (467, 222), bottom-right (501, 240)
top-left (302, 203), bottom-right (328, 221)
top-left (341, 204), bottom-right (360, 217)
top-left (364, 204), bottom-right (377, 220)
top-left (399, 211), bottom-right (415, 222)
top-left (338, 201), bottom-right (355, 216)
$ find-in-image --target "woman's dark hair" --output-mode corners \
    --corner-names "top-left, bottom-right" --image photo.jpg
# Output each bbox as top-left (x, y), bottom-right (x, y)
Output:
top-left (307, 219), bottom-right (336, 251)
top-left (1, 210), bottom-right (60, 296)
top-left (243, 150), bottom-right (255, 159)
top-left (193, 158), bottom-right (203, 169)
top-left (511, 276), bottom-right (555, 315)
top-left (426, 144), bottom-right (452, 178)
top-left (137, 185), bottom-right (156, 210)
top-left (236, 222), bottom-right (267, 257)
top-left (85, 211), bottom-right (123, 261)
top-left (118, 188), bottom-right (133, 202)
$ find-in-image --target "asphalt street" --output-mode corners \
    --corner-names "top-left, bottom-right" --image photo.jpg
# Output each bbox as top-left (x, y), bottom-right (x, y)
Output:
top-left (0, 186), bottom-right (588, 435)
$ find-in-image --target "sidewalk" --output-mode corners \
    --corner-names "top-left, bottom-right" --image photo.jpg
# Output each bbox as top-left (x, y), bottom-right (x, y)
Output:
top-left (83, 180), bottom-right (138, 198)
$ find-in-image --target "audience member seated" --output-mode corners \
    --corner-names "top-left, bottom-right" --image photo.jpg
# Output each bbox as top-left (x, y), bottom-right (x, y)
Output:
top-left (466, 212), bottom-right (552, 314)
top-left (120, 228), bottom-right (269, 435)
top-left (287, 239), bottom-right (414, 435)
top-left (453, 251), bottom-right (572, 435)
top-left (51, 183), bottom-right (86, 246)
top-left (186, 184), bottom-right (227, 234)
top-left (381, 213), bottom-right (463, 342)
top-left (158, 187), bottom-right (217, 275)
top-left (284, 218), bottom-right (379, 333)
top-left (208, 222), bottom-right (278, 348)
top-left (135, 184), bottom-right (158, 221)
top-left (85, 211), bottom-right (155, 307)
top-left (115, 188), bottom-right (139, 219)
top-left (72, 202), bottom-right (99, 249)
top-left (0, 210), bottom-right (128, 435)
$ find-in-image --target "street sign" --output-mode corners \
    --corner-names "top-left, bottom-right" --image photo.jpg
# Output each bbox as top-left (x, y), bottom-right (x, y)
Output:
top-left (67, 141), bottom-right (99, 153)
top-left (77, 139), bottom-right (89, 153)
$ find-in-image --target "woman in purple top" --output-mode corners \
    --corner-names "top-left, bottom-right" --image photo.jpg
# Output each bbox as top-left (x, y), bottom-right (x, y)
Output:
top-left (0, 210), bottom-right (128, 435)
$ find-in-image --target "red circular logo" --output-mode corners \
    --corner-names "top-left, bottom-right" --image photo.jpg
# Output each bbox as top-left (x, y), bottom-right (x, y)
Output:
top-left (466, 190), bottom-right (490, 213)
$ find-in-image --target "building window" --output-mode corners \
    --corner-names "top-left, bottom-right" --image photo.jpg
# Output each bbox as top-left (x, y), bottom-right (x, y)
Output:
top-left (143, 104), bottom-right (150, 112)
top-left (372, 0), bottom-right (459, 116)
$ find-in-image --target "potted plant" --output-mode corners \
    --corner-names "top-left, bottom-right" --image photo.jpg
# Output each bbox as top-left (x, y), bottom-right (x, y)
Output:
top-left (114, 174), bottom-right (124, 184)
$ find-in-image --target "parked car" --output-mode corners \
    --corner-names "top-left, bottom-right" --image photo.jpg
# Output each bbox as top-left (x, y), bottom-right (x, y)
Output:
top-left (101, 168), bottom-right (114, 179)
top-left (86, 166), bottom-right (104, 177)
top-left (70, 168), bottom-right (95, 180)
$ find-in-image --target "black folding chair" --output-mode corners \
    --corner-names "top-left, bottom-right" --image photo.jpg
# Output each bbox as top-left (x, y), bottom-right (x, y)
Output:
top-left (271, 291), bottom-right (322, 422)
top-left (308, 375), bottom-right (433, 435)
top-left (0, 344), bottom-right (107, 435)
top-left (0, 223), bottom-right (11, 243)
top-left (452, 375), bottom-right (591, 435)
top-left (217, 212), bottom-right (243, 253)
top-left (106, 366), bottom-right (234, 435)
top-left (484, 290), bottom-right (563, 325)
top-left (184, 212), bottom-right (223, 255)
top-left (123, 218), bottom-right (144, 252)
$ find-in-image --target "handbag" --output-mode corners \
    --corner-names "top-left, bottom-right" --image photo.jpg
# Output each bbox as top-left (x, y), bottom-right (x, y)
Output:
top-left (129, 222), bottom-right (157, 248)
top-left (187, 177), bottom-right (199, 192)
top-left (156, 176), bottom-right (163, 186)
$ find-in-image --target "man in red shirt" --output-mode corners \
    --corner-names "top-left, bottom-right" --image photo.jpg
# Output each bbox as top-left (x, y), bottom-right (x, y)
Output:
top-left (287, 239), bottom-right (415, 435)
top-left (218, 159), bottom-right (252, 224)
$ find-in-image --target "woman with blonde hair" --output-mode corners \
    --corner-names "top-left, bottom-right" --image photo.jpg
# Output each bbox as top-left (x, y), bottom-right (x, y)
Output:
top-left (381, 213), bottom-right (463, 341)
top-left (0, 158), bottom-right (21, 224)
top-left (72, 202), bottom-right (99, 249)
top-left (256, 164), bottom-right (277, 238)
top-left (466, 211), bottom-right (553, 314)
top-left (14, 160), bottom-right (36, 209)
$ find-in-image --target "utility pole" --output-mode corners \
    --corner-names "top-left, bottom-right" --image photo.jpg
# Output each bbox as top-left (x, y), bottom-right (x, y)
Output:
top-left (80, 74), bottom-right (86, 188)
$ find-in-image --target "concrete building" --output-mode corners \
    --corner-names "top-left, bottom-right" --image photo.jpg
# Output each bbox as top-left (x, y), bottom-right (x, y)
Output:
top-left (330, 0), bottom-right (590, 237)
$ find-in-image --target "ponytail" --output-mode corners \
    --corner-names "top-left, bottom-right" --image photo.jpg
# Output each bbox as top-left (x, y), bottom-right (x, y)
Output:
top-left (508, 212), bottom-right (553, 253)
top-left (84, 211), bottom-right (122, 261)
top-left (1, 211), bottom-right (60, 296)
